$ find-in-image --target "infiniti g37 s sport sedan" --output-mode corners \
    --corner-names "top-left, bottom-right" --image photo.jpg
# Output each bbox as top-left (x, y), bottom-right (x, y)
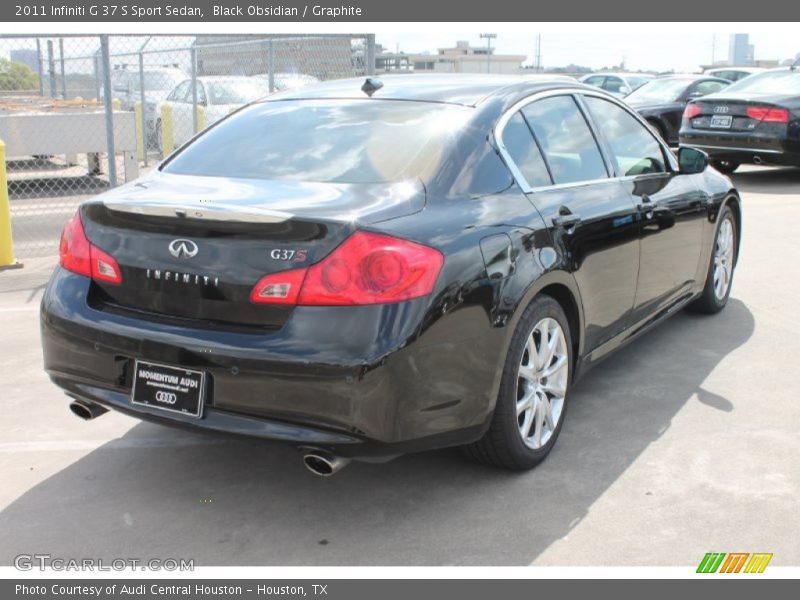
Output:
top-left (41, 75), bottom-right (742, 475)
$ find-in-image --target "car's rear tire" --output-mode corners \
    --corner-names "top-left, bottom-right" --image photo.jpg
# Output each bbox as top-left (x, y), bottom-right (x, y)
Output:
top-left (688, 205), bottom-right (738, 314)
top-left (711, 159), bottom-right (740, 174)
top-left (462, 294), bottom-right (572, 470)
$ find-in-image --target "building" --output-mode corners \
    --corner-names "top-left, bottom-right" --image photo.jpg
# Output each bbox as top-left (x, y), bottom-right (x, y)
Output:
top-left (194, 35), bottom-right (359, 80)
top-left (728, 34), bottom-right (754, 66)
top-left (407, 40), bottom-right (526, 74)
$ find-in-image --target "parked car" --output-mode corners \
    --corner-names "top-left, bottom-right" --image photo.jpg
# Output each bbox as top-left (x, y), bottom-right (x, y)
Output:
top-left (42, 75), bottom-right (741, 474)
top-left (250, 72), bottom-right (320, 92)
top-left (625, 75), bottom-right (730, 145)
top-left (680, 66), bottom-right (800, 173)
top-left (155, 76), bottom-right (268, 149)
top-left (704, 67), bottom-right (765, 82)
top-left (106, 67), bottom-right (186, 145)
top-left (579, 72), bottom-right (654, 97)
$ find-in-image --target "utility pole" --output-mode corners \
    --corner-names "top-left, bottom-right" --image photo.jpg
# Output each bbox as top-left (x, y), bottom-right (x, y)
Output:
top-left (711, 34), bottom-right (716, 65)
top-left (535, 34), bottom-right (542, 72)
top-left (480, 33), bottom-right (496, 74)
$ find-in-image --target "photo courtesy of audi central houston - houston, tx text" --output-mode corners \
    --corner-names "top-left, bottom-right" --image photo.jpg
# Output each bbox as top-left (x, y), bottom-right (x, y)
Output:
top-left (0, 3), bottom-right (798, 591)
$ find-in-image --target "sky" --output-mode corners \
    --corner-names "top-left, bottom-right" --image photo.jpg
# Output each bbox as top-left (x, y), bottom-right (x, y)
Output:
top-left (374, 30), bottom-right (800, 73)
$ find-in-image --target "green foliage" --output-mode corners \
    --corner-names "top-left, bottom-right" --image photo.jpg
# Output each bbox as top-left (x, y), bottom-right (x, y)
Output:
top-left (0, 58), bottom-right (40, 91)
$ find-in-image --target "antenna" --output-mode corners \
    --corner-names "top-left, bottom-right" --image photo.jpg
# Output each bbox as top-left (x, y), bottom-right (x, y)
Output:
top-left (361, 78), bottom-right (383, 97)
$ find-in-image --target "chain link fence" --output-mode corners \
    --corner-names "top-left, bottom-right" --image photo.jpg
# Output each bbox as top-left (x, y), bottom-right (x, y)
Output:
top-left (0, 34), bottom-right (374, 258)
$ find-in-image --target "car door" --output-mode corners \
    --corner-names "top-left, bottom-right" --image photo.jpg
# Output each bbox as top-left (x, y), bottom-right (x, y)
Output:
top-left (509, 94), bottom-right (641, 352)
top-left (166, 80), bottom-right (193, 146)
top-left (581, 94), bottom-right (707, 324)
top-left (603, 76), bottom-right (628, 97)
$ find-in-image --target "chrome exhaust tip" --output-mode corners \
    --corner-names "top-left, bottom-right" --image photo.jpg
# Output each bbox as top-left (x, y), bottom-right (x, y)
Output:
top-left (753, 155), bottom-right (763, 165)
top-left (302, 449), bottom-right (351, 477)
top-left (69, 399), bottom-right (109, 421)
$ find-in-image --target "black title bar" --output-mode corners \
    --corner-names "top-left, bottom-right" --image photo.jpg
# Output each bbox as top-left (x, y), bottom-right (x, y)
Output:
top-left (2, 0), bottom-right (799, 22)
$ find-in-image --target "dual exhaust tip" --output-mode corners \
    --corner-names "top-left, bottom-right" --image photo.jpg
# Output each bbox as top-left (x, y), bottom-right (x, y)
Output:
top-left (68, 401), bottom-right (351, 476)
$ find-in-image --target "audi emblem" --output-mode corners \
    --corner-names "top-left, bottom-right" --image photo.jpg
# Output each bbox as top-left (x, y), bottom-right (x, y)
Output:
top-left (155, 390), bottom-right (178, 405)
top-left (713, 106), bottom-right (730, 114)
top-left (168, 238), bottom-right (199, 259)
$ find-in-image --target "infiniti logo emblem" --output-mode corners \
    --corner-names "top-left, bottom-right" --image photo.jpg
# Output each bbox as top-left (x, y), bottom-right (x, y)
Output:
top-left (168, 238), bottom-right (199, 259)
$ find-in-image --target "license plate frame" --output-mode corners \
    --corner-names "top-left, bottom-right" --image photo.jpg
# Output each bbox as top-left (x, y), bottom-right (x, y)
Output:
top-left (131, 360), bottom-right (206, 418)
top-left (709, 115), bottom-right (733, 129)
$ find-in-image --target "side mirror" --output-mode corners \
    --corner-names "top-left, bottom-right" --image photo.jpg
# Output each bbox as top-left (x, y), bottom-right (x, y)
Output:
top-left (619, 86), bottom-right (632, 95)
top-left (687, 91), bottom-right (704, 99)
top-left (678, 147), bottom-right (708, 174)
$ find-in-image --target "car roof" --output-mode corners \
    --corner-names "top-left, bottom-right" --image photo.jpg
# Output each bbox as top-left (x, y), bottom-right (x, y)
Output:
top-left (584, 72), bottom-right (653, 78)
top-left (266, 74), bottom-right (580, 107)
top-left (707, 66), bottom-right (765, 72)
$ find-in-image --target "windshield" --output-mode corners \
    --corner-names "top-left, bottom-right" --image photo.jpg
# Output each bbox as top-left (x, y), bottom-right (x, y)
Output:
top-left (134, 72), bottom-right (184, 92)
top-left (207, 80), bottom-right (268, 105)
top-left (627, 76), bottom-right (652, 90)
top-left (163, 99), bottom-right (473, 183)
top-left (724, 70), bottom-right (800, 94)
top-left (625, 79), bottom-right (691, 103)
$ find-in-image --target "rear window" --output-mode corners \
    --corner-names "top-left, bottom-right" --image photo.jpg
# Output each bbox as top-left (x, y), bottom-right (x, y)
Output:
top-left (163, 99), bottom-right (473, 183)
top-left (724, 70), bottom-right (800, 94)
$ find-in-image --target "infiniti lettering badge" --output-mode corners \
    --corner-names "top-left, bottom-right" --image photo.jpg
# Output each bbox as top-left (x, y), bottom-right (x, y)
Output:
top-left (168, 238), bottom-right (199, 259)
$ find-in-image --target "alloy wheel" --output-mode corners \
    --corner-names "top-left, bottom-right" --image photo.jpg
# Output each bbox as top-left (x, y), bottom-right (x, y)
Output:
top-left (713, 217), bottom-right (734, 300)
top-left (516, 317), bottom-right (569, 450)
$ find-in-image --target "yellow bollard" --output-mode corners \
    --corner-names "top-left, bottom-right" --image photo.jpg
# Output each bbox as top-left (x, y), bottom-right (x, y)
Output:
top-left (134, 102), bottom-right (145, 162)
top-left (0, 139), bottom-right (20, 268)
top-left (161, 103), bottom-right (174, 157)
top-left (196, 104), bottom-right (206, 133)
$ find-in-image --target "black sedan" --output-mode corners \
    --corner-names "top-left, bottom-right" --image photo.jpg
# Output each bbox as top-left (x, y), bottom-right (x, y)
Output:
top-left (625, 75), bottom-right (730, 146)
top-left (679, 67), bottom-right (800, 173)
top-left (41, 75), bottom-right (741, 474)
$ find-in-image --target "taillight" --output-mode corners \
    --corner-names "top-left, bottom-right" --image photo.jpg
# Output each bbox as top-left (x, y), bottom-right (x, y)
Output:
top-left (59, 211), bottom-right (122, 285)
top-left (250, 232), bottom-right (444, 306)
top-left (746, 106), bottom-right (790, 123)
top-left (683, 104), bottom-right (702, 120)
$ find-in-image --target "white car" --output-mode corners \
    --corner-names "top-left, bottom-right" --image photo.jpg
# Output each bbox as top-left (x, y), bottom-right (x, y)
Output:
top-left (704, 67), bottom-right (766, 82)
top-left (250, 72), bottom-right (320, 92)
top-left (579, 72), bottom-right (654, 97)
top-left (156, 76), bottom-right (268, 150)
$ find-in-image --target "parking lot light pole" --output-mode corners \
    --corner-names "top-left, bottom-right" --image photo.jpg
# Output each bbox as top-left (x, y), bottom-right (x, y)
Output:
top-left (480, 33), bottom-right (496, 74)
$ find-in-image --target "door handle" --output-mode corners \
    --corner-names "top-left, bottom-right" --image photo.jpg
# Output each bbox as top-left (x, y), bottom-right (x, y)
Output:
top-left (637, 195), bottom-right (655, 218)
top-left (552, 213), bottom-right (581, 228)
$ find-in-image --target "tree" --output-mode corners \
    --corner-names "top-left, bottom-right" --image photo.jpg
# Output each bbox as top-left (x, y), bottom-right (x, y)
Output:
top-left (0, 58), bottom-right (40, 91)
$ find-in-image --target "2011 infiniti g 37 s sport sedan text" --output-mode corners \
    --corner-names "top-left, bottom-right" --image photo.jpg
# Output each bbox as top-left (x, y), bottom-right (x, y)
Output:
top-left (41, 75), bottom-right (742, 475)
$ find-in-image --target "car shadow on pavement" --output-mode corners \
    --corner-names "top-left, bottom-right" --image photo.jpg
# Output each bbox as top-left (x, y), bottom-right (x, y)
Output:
top-left (0, 300), bottom-right (754, 566)
top-left (731, 166), bottom-right (800, 195)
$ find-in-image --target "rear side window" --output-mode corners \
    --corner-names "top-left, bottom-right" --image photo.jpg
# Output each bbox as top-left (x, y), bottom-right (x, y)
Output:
top-left (584, 97), bottom-right (666, 176)
top-left (501, 112), bottom-right (552, 188)
top-left (692, 80), bottom-right (728, 96)
top-left (521, 96), bottom-right (608, 185)
top-left (163, 99), bottom-right (473, 183)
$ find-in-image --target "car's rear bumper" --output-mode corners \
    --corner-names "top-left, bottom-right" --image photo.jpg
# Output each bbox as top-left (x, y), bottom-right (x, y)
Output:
top-left (41, 268), bottom-right (502, 459)
top-left (679, 130), bottom-right (800, 166)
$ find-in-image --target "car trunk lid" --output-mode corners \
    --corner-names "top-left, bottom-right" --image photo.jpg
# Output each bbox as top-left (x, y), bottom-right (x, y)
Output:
top-left (80, 172), bottom-right (426, 330)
